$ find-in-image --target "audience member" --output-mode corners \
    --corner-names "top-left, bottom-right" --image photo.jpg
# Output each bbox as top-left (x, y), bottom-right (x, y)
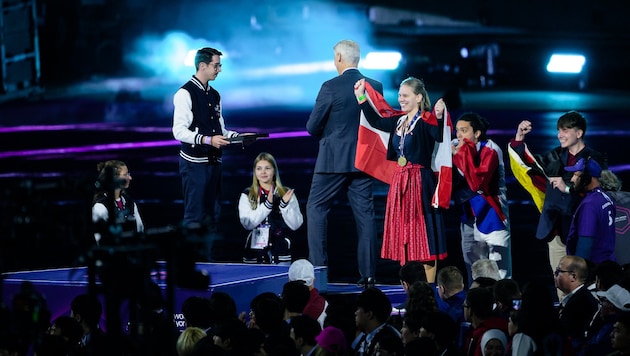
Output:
top-left (70, 293), bottom-right (105, 355)
top-left (594, 260), bottom-right (624, 292)
top-left (471, 277), bottom-right (497, 290)
top-left (509, 280), bottom-right (565, 356)
top-left (405, 281), bottom-right (439, 317)
top-left (610, 312), bottom-right (630, 356)
top-left (181, 296), bottom-right (213, 331)
top-left (480, 329), bottom-right (507, 356)
top-left (492, 279), bottom-right (521, 321)
top-left (282, 280), bottom-right (311, 322)
top-left (211, 318), bottom-right (248, 355)
top-left (289, 315), bottom-right (321, 356)
top-left (471, 259), bottom-right (501, 283)
top-left (176, 327), bottom-right (206, 356)
top-left (263, 332), bottom-right (300, 356)
top-left (371, 333), bottom-right (404, 356)
top-left (322, 296), bottom-right (357, 352)
top-left (419, 310), bottom-right (458, 356)
top-left (436, 265), bottom-right (467, 325)
top-left (315, 326), bottom-right (348, 356)
top-left (288, 259), bottom-right (328, 327)
top-left (462, 287), bottom-right (508, 356)
top-left (243, 328), bottom-right (266, 356)
top-left (48, 315), bottom-right (82, 344)
top-left (554, 255), bottom-right (599, 349)
top-left (393, 261), bottom-right (428, 315)
top-left (399, 261), bottom-right (428, 293)
top-left (352, 287), bottom-right (400, 355)
top-left (581, 284), bottom-right (630, 355)
top-left (249, 292), bottom-right (289, 339)
top-left (209, 291), bottom-right (238, 326)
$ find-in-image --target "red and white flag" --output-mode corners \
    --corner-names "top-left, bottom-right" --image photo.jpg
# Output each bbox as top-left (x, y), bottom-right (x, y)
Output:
top-left (354, 82), bottom-right (452, 209)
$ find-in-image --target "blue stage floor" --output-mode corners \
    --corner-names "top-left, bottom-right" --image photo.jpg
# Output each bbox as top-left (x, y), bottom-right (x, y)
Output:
top-left (2, 262), bottom-right (406, 332)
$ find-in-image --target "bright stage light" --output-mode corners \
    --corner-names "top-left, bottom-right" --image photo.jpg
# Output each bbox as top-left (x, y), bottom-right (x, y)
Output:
top-left (546, 54), bottom-right (586, 74)
top-left (184, 50), bottom-right (196, 67)
top-left (362, 51), bottom-right (402, 70)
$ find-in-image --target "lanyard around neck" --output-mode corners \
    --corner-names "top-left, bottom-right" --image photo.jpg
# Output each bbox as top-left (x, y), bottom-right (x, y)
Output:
top-left (398, 111), bottom-right (421, 157)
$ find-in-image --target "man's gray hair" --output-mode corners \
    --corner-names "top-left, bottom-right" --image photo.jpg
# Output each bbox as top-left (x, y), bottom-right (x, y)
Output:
top-left (471, 259), bottom-right (501, 281)
top-left (334, 40), bottom-right (360, 66)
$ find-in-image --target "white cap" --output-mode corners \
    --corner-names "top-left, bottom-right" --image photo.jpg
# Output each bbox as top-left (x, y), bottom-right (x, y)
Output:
top-left (596, 284), bottom-right (630, 312)
top-left (288, 259), bottom-right (315, 287)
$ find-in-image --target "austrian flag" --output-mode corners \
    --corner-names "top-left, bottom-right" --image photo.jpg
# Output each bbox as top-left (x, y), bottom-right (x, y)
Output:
top-left (354, 82), bottom-right (453, 209)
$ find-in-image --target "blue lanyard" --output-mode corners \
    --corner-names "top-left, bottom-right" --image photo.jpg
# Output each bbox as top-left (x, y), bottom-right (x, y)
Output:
top-left (397, 111), bottom-right (421, 157)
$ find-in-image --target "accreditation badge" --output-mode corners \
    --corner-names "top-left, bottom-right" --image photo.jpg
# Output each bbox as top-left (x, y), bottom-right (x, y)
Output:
top-left (251, 224), bottom-right (270, 249)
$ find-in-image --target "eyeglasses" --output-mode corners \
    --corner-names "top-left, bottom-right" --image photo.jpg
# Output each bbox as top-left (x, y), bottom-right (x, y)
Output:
top-left (207, 62), bottom-right (222, 69)
top-left (554, 268), bottom-right (574, 276)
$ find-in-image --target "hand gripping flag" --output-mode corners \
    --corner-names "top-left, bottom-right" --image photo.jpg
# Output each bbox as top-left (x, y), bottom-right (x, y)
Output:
top-left (355, 82), bottom-right (453, 209)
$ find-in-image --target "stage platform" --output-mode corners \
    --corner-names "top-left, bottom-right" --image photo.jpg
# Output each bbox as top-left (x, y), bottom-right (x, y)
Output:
top-left (2, 262), bottom-right (406, 331)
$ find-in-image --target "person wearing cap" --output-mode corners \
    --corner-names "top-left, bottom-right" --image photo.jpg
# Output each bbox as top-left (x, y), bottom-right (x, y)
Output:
top-left (509, 111), bottom-right (607, 288)
top-left (565, 157), bottom-right (617, 264)
top-left (315, 326), bottom-right (348, 355)
top-left (172, 47), bottom-right (241, 260)
top-left (288, 259), bottom-right (329, 327)
top-left (581, 284), bottom-right (630, 355)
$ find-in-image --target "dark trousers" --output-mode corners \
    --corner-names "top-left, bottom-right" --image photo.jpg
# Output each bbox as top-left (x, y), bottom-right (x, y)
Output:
top-left (306, 172), bottom-right (376, 278)
top-left (179, 157), bottom-right (222, 260)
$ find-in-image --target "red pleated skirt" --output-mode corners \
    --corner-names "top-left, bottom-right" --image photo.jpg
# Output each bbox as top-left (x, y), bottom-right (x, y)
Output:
top-left (381, 163), bottom-right (442, 265)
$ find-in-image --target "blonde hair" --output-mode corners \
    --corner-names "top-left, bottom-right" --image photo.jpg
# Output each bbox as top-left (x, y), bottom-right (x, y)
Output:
top-left (400, 77), bottom-right (431, 113)
top-left (246, 152), bottom-right (288, 209)
top-left (176, 327), bottom-right (207, 356)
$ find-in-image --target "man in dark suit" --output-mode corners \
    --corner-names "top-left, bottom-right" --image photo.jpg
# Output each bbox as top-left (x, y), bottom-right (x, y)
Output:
top-left (306, 40), bottom-right (383, 285)
top-left (554, 255), bottom-right (599, 350)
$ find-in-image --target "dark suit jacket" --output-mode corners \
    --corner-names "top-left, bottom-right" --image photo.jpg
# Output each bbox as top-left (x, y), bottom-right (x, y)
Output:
top-left (559, 285), bottom-right (599, 342)
top-left (307, 68), bottom-right (383, 173)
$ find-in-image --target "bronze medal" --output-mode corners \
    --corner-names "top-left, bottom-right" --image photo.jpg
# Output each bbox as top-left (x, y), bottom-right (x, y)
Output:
top-left (397, 156), bottom-right (407, 166)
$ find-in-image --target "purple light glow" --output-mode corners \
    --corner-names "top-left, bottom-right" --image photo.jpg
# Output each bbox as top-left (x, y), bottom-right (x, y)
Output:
top-left (0, 131), bottom-right (310, 159)
top-left (0, 124), bottom-right (172, 134)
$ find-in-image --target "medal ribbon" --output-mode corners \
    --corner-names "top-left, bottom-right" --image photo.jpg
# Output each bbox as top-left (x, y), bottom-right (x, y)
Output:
top-left (397, 111), bottom-right (422, 161)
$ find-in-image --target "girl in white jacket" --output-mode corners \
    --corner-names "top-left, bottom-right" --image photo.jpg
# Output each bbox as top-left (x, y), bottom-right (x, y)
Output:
top-left (238, 152), bottom-right (303, 264)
